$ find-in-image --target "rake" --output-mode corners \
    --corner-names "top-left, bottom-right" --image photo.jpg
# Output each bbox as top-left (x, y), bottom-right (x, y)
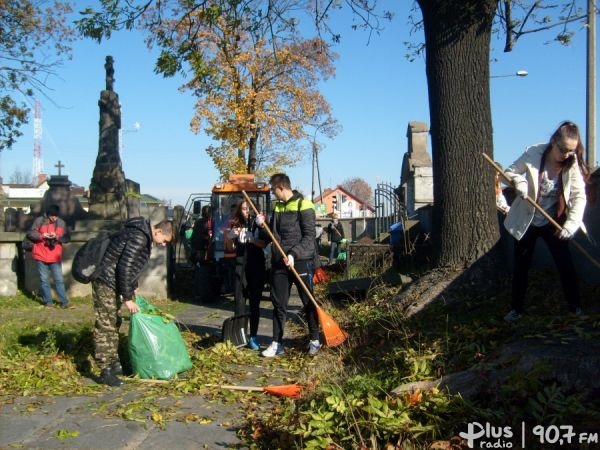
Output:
top-left (214, 383), bottom-right (303, 399)
top-left (242, 190), bottom-right (348, 347)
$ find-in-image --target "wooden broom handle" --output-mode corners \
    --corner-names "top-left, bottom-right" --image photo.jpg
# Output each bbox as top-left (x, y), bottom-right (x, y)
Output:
top-left (483, 153), bottom-right (564, 229)
top-left (483, 152), bottom-right (600, 271)
top-left (241, 190), bottom-right (320, 308)
top-left (218, 384), bottom-right (264, 392)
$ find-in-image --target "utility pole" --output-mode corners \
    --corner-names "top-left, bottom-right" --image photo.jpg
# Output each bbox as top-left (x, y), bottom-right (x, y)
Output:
top-left (311, 141), bottom-right (323, 203)
top-left (587, 0), bottom-right (597, 169)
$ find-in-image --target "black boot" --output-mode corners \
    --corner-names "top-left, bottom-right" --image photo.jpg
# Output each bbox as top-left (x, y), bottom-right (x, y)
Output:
top-left (99, 368), bottom-right (123, 387)
top-left (110, 361), bottom-right (123, 376)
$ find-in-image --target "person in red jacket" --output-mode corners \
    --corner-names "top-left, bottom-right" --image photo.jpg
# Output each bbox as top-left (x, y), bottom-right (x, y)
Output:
top-left (27, 204), bottom-right (70, 308)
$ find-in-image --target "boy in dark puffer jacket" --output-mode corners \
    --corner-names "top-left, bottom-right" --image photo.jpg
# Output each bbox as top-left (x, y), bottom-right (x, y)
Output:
top-left (92, 217), bottom-right (174, 387)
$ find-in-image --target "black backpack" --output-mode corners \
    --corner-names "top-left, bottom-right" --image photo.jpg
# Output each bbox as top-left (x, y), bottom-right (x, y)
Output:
top-left (72, 232), bottom-right (112, 284)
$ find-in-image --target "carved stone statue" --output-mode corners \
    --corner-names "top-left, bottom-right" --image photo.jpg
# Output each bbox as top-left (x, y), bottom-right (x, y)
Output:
top-left (88, 56), bottom-right (127, 220)
top-left (105, 56), bottom-right (115, 91)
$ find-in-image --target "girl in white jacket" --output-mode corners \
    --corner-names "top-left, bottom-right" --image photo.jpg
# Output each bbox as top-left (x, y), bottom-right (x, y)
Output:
top-left (502, 121), bottom-right (589, 322)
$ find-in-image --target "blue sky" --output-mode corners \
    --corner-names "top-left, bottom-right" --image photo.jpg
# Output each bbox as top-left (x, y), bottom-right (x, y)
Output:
top-left (0, 2), bottom-right (596, 207)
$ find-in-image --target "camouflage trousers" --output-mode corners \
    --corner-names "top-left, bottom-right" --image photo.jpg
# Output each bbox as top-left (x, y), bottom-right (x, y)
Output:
top-left (92, 280), bottom-right (123, 370)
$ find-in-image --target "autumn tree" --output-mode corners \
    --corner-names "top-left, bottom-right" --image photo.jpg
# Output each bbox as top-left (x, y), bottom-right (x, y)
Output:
top-left (341, 177), bottom-right (373, 207)
top-left (79, 0), bottom-right (338, 180)
top-left (0, 0), bottom-right (74, 151)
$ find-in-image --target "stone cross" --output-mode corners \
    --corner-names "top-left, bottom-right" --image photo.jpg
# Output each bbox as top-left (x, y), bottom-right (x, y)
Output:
top-left (54, 160), bottom-right (65, 176)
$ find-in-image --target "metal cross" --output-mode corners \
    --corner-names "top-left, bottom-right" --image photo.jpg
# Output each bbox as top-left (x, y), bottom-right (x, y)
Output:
top-left (54, 160), bottom-right (64, 176)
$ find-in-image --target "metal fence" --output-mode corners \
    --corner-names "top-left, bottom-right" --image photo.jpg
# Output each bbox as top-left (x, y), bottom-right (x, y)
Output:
top-left (374, 182), bottom-right (402, 242)
top-left (345, 243), bottom-right (393, 279)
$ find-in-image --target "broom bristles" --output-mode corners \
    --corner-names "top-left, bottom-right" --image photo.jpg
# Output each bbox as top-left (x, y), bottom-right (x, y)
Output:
top-left (317, 306), bottom-right (348, 347)
top-left (217, 383), bottom-right (303, 399)
top-left (263, 384), bottom-right (303, 399)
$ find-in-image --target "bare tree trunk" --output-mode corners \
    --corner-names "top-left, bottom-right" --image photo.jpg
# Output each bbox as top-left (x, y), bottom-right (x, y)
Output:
top-left (417, 0), bottom-right (500, 268)
top-left (247, 112), bottom-right (258, 173)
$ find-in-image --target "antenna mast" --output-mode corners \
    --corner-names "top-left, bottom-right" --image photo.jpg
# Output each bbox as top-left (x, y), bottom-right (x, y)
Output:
top-left (33, 99), bottom-right (43, 183)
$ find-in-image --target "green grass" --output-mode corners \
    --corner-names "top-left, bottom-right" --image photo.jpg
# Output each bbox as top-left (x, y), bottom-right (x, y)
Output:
top-left (0, 291), bottom-right (318, 429)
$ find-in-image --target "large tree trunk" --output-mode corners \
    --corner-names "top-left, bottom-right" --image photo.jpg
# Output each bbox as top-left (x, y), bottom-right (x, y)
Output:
top-left (417, 0), bottom-right (500, 268)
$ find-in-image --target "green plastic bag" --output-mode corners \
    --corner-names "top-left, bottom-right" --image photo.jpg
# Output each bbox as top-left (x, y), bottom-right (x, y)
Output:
top-left (128, 295), bottom-right (192, 379)
top-left (337, 238), bottom-right (348, 261)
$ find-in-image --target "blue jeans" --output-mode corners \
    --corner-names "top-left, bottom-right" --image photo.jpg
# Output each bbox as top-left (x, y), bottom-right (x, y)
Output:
top-left (36, 260), bottom-right (68, 305)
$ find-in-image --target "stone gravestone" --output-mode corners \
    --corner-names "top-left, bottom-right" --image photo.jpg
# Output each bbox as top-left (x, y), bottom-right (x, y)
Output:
top-left (400, 121), bottom-right (433, 218)
top-left (125, 179), bottom-right (141, 218)
top-left (4, 208), bottom-right (18, 232)
top-left (25, 161), bottom-right (90, 229)
top-left (87, 55), bottom-right (128, 220)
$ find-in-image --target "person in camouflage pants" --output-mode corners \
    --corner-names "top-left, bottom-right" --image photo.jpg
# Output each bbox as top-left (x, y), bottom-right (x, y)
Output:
top-left (92, 281), bottom-right (124, 371)
top-left (92, 218), bottom-right (174, 387)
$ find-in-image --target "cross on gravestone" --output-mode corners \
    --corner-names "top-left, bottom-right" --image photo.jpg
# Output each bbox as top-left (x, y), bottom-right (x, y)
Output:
top-left (54, 160), bottom-right (65, 176)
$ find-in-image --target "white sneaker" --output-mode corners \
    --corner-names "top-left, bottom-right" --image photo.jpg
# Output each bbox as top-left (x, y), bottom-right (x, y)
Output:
top-left (308, 340), bottom-right (321, 356)
top-left (262, 341), bottom-right (284, 358)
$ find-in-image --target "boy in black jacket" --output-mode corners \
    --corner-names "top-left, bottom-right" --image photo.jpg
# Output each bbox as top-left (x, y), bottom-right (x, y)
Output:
top-left (256, 174), bottom-right (321, 358)
top-left (92, 217), bottom-right (174, 386)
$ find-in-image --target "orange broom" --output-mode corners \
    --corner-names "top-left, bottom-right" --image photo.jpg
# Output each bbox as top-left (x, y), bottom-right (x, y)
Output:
top-left (214, 383), bottom-right (303, 399)
top-left (242, 190), bottom-right (348, 347)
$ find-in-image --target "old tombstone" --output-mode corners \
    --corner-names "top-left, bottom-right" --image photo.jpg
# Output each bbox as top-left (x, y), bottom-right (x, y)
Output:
top-left (26, 164), bottom-right (90, 229)
top-left (88, 55), bottom-right (128, 220)
top-left (125, 179), bottom-right (141, 218)
top-left (400, 121), bottom-right (433, 218)
top-left (4, 208), bottom-right (18, 232)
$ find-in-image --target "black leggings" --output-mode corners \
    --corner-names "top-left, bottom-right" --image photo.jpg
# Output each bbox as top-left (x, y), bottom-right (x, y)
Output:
top-left (512, 224), bottom-right (580, 313)
top-left (234, 262), bottom-right (265, 336)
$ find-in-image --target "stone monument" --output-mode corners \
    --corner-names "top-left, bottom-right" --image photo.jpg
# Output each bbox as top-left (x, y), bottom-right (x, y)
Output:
top-left (87, 56), bottom-right (128, 220)
top-left (400, 121), bottom-right (434, 217)
top-left (29, 161), bottom-right (90, 229)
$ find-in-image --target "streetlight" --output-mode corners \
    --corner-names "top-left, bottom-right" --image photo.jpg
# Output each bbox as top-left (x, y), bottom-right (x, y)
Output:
top-left (491, 70), bottom-right (529, 79)
top-left (119, 121), bottom-right (141, 155)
